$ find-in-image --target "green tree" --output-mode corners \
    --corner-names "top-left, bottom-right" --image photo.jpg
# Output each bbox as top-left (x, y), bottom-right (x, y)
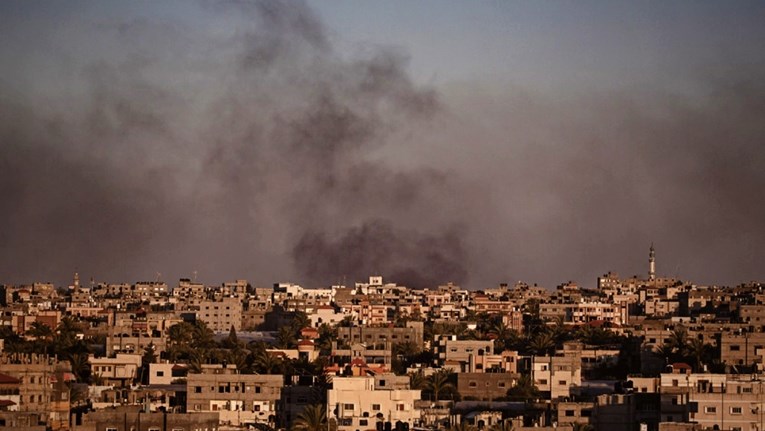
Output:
top-left (26, 321), bottom-right (54, 340)
top-left (408, 370), bottom-right (426, 390)
top-left (426, 370), bottom-right (455, 402)
top-left (292, 404), bottom-right (327, 431)
top-left (505, 374), bottom-right (540, 402)
top-left (528, 331), bottom-right (556, 356)
top-left (252, 349), bottom-right (283, 374)
top-left (276, 325), bottom-right (297, 349)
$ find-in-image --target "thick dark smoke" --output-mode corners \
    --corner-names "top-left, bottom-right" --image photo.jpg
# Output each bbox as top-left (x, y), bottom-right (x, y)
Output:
top-left (0, 1), bottom-right (464, 288)
top-left (0, 1), bottom-right (763, 289)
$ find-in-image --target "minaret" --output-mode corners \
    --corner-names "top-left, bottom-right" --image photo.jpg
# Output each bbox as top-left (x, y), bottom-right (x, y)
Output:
top-left (648, 243), bottom-right (656, 281)
top-left (73, 271), bottom-right (80, 290)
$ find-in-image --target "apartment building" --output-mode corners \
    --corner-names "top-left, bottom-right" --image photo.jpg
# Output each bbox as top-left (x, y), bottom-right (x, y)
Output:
top-left (337, 322), bottom-right (424, 348)
top-left (197, 297), bottom-right (243, 332)
top-left (186, 364), bottom-right (282, 426)
top-left (0, 353), bottom-right (71, 429)
top-left (89, 354), bottom-right (142, 386)
top-left (721, 332), bottom-right (765, 369)
top-left (457, 373), bottom-right (519, 401)
top-left (328, 375), bottom-right (421, 431)
top-left (532, 355), bottom-right (582, 400)
top-left (437, 337), bottom-right (494, 365)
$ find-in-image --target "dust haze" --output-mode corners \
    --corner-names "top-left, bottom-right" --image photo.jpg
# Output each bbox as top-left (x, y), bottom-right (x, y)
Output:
top-left (0, 1), bottom-right (762, 288)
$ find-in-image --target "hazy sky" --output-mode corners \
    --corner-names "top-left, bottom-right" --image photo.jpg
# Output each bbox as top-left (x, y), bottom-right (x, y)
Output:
top-left (1, 1), bottom-right (763, 289)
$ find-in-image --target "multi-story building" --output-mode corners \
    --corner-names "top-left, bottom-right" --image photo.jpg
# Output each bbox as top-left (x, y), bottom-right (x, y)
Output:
top-left (197, 297), bottom-right (243, 332)
top-left (532, 355), bottom-right (582, 400)
top-left (89, 354), bottom-right (142, 387)
top-left (457, 373), bottom-right (519, 401)
top-left (337, 322), bottom-right (424, 349)
top-left (186, 364), bottom-right (282, 426)
top-left (0, 353), bottom-right (71, 430)
top-left (328, 375), bottom-right (421, 431)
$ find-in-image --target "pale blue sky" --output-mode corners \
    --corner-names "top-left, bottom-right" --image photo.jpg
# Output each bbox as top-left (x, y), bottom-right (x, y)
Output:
top-left (309, 1), bottom-right (765, 94)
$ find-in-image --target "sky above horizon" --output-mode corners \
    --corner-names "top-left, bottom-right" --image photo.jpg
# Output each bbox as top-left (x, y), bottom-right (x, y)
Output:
top-left (1, 1), bottom-right (764, 289)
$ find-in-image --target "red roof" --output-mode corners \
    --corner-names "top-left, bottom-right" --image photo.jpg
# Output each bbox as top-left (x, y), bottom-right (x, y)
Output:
top-left (0, 400), bottom-right (16, 406)
top-left (672, 362), bottom-right (692, 370)
top-left (0, 373), bottom-right (20, 385)
top-left (350, 357), bottom-right (367, 367)
top-left (298, 339), bottom-right (315, 347)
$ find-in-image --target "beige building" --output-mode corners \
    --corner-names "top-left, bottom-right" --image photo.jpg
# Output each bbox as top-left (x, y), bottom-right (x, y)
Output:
top-left (337, 322), bottom-right (424, 349)
top-left (0, 353), bottom-right (71, 430)
top-left (328, 375), bottom-right (422, 431)
top-left (197, 297), bottom-right (243, 332)
top-left (89, 354), bottom-right (142, 387)
top-left (532, 355), bottom-right (582, 400)
top-left (186, 364), bottom-right (282, 426)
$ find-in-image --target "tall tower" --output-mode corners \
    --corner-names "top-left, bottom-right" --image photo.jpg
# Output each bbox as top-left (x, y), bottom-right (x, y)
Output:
top-left (648, 243), bottom-right (656, 281)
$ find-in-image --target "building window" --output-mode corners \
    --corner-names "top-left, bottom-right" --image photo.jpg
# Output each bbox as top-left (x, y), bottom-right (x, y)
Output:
top-left (344, 404), bottom-right (354, 410)
top-left (157, 371), bottom-right (164, 377)
top-left (558, 381), bottom-right (567, 386)
top-left (469, 382), bottom-right (477, 387)
top-left (397, 404), bottom-right (405, 411)
top-left (360, 420), bottom-right (368, 426)
top-left (730, 346), bottom-right (741, 351)
top-left (565, 410), bottom-right (575, 417)
top-left (705, 407), bottom-right (717, 413)
top-left (372, 404), bottom-right (381, 411)
top-left (730, 407), bottom-right (742, 414)
top-left (106, 428), bottom-right (118, 431)
top-left (195, 386), bottom-right (202, 393)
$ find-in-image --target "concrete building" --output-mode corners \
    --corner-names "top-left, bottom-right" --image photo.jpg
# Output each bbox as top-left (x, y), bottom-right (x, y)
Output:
top-left (337, 322), bottom-right (424, 349)
top-left (328, 375), bottom-right (422, 431)
top-left (89, 354), bottom-right (142, 387)
top-left (532, 355), bottom-right (582, 400)
top-left (0, 353), bottom-right (71, 430)
top-left (197, 297), bottom-right (243, 333)
top-left (186, 364), bottom-right (282, 426)
top-left (457, 373), bottom-right (519, 401)
top-left (78, 407), bottom-right (219, 431)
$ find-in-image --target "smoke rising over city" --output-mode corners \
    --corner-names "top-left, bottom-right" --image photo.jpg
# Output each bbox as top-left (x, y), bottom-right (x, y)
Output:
top-left (0, 1), bottom-right (763, 288)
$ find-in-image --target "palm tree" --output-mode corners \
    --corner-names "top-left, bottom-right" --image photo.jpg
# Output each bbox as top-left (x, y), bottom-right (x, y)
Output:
top-left (505, 374), bottom-right (539, 402)
top-left (168, 322), bottom-right (194, 346)
top-left (192, 321), bottom-right (215, 349)
top-left (276, 325), bottom-right (297, 349)
top-left (686, 338), bottom-right (711, 372)
top-left (66, 352), bottom-right (92, 383)
top-left (489, 320), bottom-right (511, 352)
top-left (27, 321), bottom-right (54, 340)
top-left (668, 327), bottom-right (689, 357)
top-left (528, 331), bottom-right (556, 356)
top-left (426, 370), bottom-right (455, 401)
top-left (408, 370), bottom-right (426, 390)
top-left (252, 349), bottom-right (282, 374)
top-left (292, 404), bottom-right (327, 431)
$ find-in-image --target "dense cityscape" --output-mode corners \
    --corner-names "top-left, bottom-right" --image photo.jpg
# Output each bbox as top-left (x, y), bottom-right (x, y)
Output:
top-left (1, 246), bottom-right (764, 431)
